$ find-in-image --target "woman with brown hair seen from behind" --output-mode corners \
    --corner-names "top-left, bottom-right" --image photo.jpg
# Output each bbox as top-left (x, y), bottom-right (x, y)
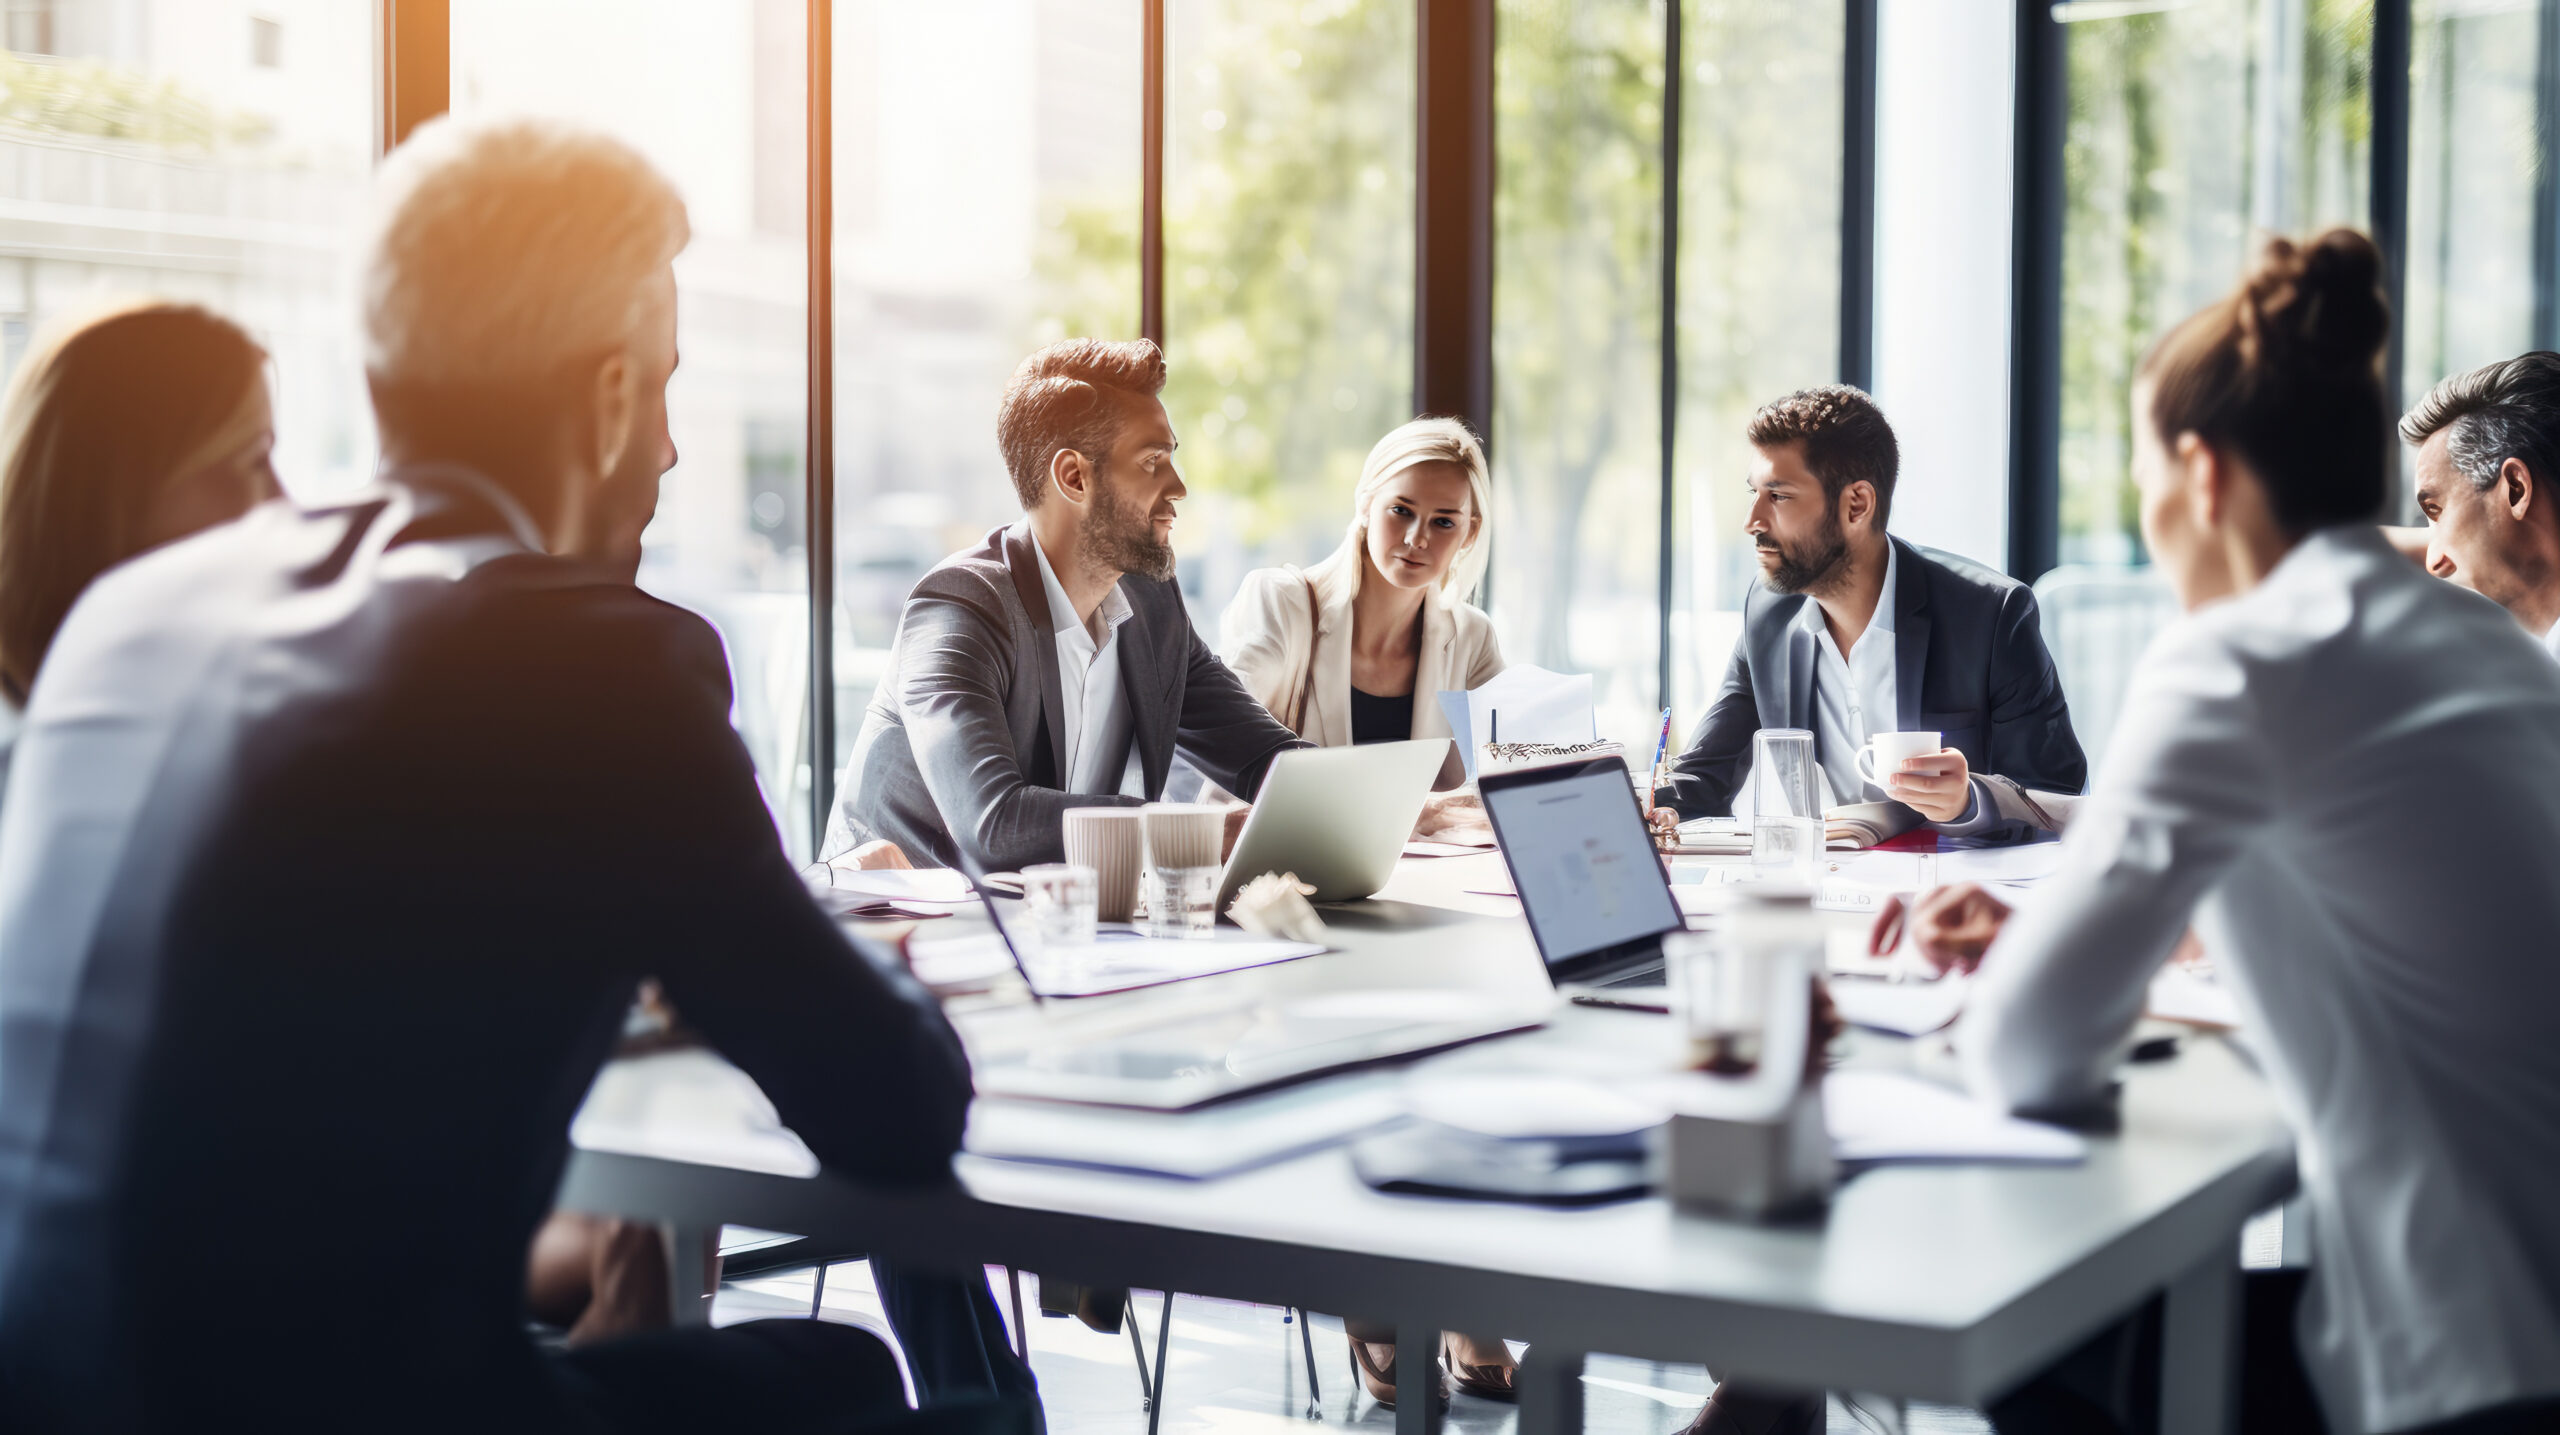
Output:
top-left (0, 299), bottom-right (279, 795)
top-left (1822, 229), bottom-right (2560, 1435)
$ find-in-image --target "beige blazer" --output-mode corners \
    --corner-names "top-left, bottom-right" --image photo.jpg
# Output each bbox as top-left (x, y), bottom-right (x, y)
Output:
top-left (1216, 548), bottom-right (1505, 791)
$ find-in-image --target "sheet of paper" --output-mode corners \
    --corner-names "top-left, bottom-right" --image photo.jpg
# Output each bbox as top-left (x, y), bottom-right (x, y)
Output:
top-left (1450, 665), bottom-right (1595, 779)
top-left (2148, 965), bottom-right (2243, 1029)
top-left (811, 867), bottom-right (975, 904)
top-left (906, 927), bottom-right (1328, 999)
top-left (1934, 841), bottom-right (2070, 885)
top-left (1827, 975), bottom-right (1969, 1036)
top-left (965, 1075), bottom-right (1404, 1178)
top-left (1823, 1069), bottom-right (2086, 1166)
top-left (1435, 690), bottom-right (1474, 761)
top-left (1403, 836), bottom-right (1497, 858)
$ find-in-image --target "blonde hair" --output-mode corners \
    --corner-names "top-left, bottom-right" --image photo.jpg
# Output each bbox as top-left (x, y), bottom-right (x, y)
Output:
top-left (0, 299), bottom-right (268, 701)
top-left (1333, 416), bottom-right (1492, 601)
top-left (360, 115), bottom-right (690, 393)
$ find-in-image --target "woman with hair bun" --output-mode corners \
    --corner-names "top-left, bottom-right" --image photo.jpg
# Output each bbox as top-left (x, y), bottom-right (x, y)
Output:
top-left (1841, 228), bottom-right (2560, 1434)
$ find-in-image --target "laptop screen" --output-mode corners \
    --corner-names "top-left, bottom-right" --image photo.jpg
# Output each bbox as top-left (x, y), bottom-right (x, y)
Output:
top-left (1480, 761), bottom-right (1683, 971)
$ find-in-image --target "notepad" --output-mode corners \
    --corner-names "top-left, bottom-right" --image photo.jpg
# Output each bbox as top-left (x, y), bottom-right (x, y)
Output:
top-left (906, 927), bottom-right (1328, 999)
top-left (1823, 1069), bottom-right (2085, 1167)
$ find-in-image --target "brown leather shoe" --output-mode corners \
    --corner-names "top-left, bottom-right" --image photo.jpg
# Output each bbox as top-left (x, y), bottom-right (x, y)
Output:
top-left (1350, 1337), bottom-right (1451, 1412)
top-left (1443, 1332), bottom-right (1519, 1402)
top-left (1676, 1384), bottom-right (1825, 1435)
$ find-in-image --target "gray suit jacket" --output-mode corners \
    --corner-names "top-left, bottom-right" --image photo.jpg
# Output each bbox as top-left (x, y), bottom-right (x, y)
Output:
top-left (1657, 536), bottom-right (2086, 840)
top-left (824, 521), bottom-right (1307, 871)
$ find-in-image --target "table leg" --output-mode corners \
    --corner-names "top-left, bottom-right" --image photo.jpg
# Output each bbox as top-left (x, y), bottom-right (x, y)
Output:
top-left (2159, 1251), bottom-right (2241, 1435)
top-left (665, 1224), bottom-right (714, 1328)
top-left (1395, 1326), bottom-right (1443, 1435)
top-left (1517, 1347), bottom-right (1585, 1435)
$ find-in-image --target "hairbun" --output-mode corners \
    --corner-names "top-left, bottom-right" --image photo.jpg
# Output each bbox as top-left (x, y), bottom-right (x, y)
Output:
top-left (2236, 228), bottom-right (2388, 376)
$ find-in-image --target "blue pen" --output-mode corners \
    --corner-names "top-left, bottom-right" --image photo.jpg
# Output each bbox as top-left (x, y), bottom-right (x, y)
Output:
top-left (1650, 707), bottom-right (1673, 770)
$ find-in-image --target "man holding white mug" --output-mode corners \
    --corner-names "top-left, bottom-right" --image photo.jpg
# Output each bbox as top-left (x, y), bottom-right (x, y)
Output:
top-left (1649, 387), bottom-right (2086, 842)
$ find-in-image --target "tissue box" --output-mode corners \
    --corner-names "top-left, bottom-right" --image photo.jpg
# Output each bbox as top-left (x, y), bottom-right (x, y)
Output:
top-left (1659, 1087), bottom-right (1836, 1219)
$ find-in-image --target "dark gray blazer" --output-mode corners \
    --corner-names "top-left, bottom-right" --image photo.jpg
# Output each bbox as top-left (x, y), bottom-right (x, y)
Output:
top-left (1657, 536), bottom-right (2086, 835)
top-left (825, 520), bottom-right (1307, 871)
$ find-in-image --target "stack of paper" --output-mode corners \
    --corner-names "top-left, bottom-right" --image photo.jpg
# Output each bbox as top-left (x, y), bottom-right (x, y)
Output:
top-left (965, 1075), bottom-right (1405, 1178)
top-left (1436, 666), bottom-right (1597, 781)
top-left (905, 926), bottom-right (1328, 999)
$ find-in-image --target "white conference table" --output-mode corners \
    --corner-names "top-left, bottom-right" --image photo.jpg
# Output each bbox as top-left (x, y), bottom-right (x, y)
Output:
top-left (557, 852), bottom-right (2295, 1435)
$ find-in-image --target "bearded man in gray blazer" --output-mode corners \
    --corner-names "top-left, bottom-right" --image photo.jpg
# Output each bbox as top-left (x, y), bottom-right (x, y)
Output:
top-left (1651, 386), bottom-right (2086, 844)
top-left (823, 338), bottom-right (1306, 872)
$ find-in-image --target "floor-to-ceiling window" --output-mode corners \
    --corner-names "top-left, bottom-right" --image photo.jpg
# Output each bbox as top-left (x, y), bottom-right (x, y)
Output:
top-left (1492, 0), bottom-right (1667, 746)
top-left (1160, 0), bottom-right (1417, 626)
top-left (2057, 0), bottom-right (2373, 569)
top-left (826, 0), bottom-right (1143, 785)
top-left (451, 0), bottom-right (816, 853)
top-left (0, 1), bottom-right (375, 504)
top-left (1667, 0), bottom-right (1846, 719)
top-left (2403, 0), bottom-right (2541, 412)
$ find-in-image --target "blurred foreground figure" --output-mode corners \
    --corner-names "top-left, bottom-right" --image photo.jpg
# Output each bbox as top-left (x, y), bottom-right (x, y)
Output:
top-left (0, 117), bottom-right (1020, 1435)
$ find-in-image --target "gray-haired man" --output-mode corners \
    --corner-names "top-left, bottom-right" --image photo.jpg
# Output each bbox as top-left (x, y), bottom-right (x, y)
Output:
top-left (2393, 351), bottom-right (2560, 659)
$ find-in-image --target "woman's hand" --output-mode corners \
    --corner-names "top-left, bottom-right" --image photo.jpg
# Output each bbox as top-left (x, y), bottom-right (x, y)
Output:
top-left (1646, 805), bottom-right (1682, 850)
top-left (1884, 748), bottom-right (1973, 823)
top-left (1869, 882), bottom-right (2012, 974)
top-left (1414, 790), bottom-right (1486, 839)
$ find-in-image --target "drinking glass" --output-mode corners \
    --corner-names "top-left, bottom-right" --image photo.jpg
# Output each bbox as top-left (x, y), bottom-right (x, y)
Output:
top-left (1748, 728), bottom-right (1822, 887)
top-left (1020, 863), bottom-right (1098, 950)
top-left (1665, 928), bottom-right (1767, 1075)
top-left (1139, 803), bottom-right (1225, 939)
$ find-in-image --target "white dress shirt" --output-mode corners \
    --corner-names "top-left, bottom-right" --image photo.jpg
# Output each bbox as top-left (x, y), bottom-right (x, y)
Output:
top-left (1032, 537), bottom-right (1142, 796)
top-left (2545, 615), bottom-right (2560, 663)
top-left (1804, 542), bottom-right (1899, 809)
top-left (1962, 527), bottom-right (2560, 1435)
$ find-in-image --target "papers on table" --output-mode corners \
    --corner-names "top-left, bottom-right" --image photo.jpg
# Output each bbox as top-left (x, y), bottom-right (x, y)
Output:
top-left (1935, 841), bottom-right (2070, 886)
top-left (1437, 665), bottom-right (1596, 781)
top-left (1823, 1069), bottom-right (2086, 1167)
top-left (2148, 964), bottom-right (2243, 1029)
top-left (1827, 975), bottom-right (1969, 1036)
top-left (1404, 835), bottom-right (1498, 858)
top-left (573, 1049), bottom-right (820, 1177)
top-left (905, 925), bottom-right (1328, 999)
top-left (966, 1075), bottom-right (1406, 1178)
top-left (803, 865), bottom-right (978, 919)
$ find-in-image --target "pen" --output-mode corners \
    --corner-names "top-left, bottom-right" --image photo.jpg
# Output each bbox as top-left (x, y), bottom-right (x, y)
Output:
top-left (1650, 707), bottom-right (1672, 771)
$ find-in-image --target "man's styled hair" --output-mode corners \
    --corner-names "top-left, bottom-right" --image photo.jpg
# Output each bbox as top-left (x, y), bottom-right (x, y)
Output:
top-left (996, 339), bottom-right (1168, 509)
top-left (360, 116), bottom-right (690, 400)
top-left (1745, 385), bottom-right (1900, 525)
top-left (2400, 351), bottom-right (2560, 499)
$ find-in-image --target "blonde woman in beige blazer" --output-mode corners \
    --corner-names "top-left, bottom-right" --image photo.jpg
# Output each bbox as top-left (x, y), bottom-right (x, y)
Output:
top-left (1217, 417), bottom-right (1518, 1407)
top-left (1218, 417), bottom-right (1504, 840)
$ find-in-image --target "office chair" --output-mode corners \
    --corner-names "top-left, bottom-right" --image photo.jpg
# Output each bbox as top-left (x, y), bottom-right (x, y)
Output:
top-left (1120, 1291), bottom-right (1325, 1433)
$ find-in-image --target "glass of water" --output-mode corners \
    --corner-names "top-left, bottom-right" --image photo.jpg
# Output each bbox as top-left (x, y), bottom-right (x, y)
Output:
top-left (1139, 804), bottom-right (1225, 939)
top-left (1020, 863), bottom-right (1098, 950)
top-left (1748, 728), bottom-right (1822, 888)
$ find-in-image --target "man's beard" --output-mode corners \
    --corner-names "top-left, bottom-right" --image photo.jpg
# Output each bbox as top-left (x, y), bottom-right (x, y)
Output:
top-left (1084, 468), bottom-right (1175, 582)
top-left (1759, 513), bottom-right (1850, 595)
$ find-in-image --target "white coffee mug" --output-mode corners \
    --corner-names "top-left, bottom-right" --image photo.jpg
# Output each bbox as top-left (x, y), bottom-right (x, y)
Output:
top-left (1854, 730), bottom-right (1943, 790)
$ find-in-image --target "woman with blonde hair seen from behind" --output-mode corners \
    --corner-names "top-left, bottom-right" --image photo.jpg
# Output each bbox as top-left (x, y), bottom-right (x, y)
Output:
top-left (1217, 416), bottom-right (1515, 1408)
top-left (0, 299), bottom-right (279, 798)
top-left (1220, 415), bottom-right (1503, 841)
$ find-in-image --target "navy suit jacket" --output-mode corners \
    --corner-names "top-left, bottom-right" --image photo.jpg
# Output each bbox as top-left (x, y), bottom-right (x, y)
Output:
top-left (1657, 536), bottom-right (2087, 836)
top-left (0, 468), bottom-right (970, 1432)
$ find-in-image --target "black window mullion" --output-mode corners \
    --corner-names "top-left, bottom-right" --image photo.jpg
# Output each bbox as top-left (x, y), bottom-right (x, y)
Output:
top-left (1840, 0), bottom-right (1878, 394)
top-left (2008, 0), bottom-right (2065, 582)
top-left (2371, 0), bottom-right (2411, 482)
top-left (1142, 0), bottom-right (1166, 346)
top-left (1656, 0), bottom-right (1681, 712)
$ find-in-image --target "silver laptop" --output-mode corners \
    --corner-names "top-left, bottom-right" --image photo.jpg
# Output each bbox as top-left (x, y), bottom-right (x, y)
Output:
top-left (1213, 738), bottom-right (1448, 915)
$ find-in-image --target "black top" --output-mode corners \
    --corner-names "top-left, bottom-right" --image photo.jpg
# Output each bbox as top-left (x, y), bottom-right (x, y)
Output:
top-left (1351, 686), bottom-right (1415, 744)
top-left (0, 468), bottom-right (972, 1432)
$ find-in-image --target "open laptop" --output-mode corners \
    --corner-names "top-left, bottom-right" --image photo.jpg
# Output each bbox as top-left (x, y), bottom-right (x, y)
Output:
top-left (1214, 738), bottom-right (1448, 915)
top-left (1478, 757), bottom-right (1686, 994)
